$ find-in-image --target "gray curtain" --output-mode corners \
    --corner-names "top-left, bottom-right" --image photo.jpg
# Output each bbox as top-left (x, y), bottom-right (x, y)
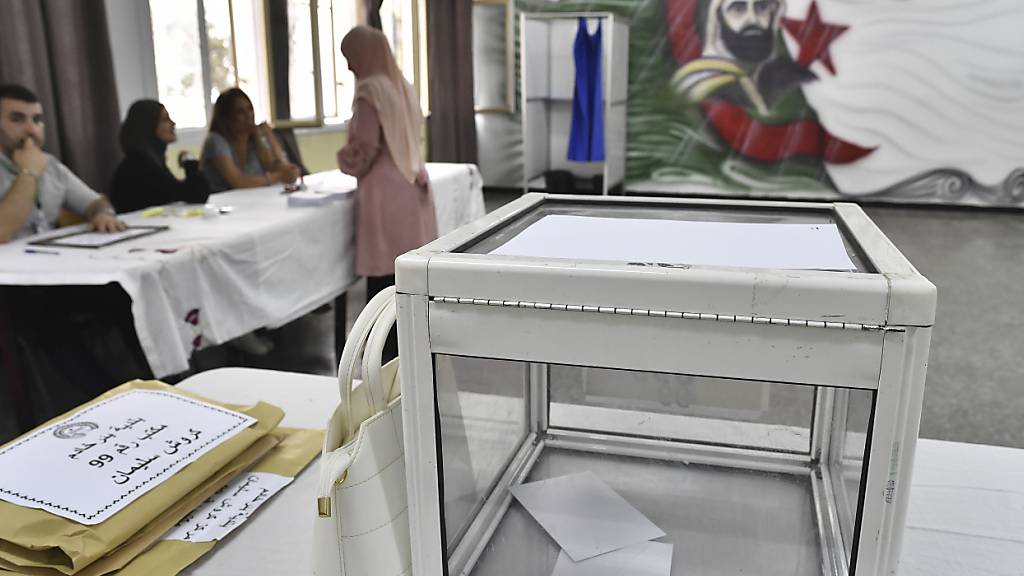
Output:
top-left (0, 0), bottom-right (121, 192)
top-left (268, 0), bottom-right (292, 119)
top-left (426, 0), bottom-right (478, 163)
top-left (365, 0), bottom-right (383, 30)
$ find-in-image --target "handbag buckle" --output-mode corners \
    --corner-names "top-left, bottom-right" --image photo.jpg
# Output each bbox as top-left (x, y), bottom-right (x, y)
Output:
top-left (317, 497), bottom-right (332, 518)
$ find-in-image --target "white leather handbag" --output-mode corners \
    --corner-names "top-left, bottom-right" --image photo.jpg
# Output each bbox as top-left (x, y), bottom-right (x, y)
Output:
top-left (313, 286), bottom-right (411, 576)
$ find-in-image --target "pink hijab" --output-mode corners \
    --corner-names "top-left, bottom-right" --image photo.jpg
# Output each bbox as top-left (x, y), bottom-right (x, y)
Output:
top-left (341, 26), bottom-right (424, 185)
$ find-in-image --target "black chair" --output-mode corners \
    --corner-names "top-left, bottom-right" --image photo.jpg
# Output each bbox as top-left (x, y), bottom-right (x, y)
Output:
top-left (274, 127), bottom-right (310, 176)
top-left (2, 285), bottom-right (152, 433)
top-left (0, 288), bottom-right (34, 439)
top-left (543, 170), bottom-right (604, 195)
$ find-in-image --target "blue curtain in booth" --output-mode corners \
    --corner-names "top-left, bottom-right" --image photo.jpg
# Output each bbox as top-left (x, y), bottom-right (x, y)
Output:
top-left (567, 17), bottom-right (605, 162)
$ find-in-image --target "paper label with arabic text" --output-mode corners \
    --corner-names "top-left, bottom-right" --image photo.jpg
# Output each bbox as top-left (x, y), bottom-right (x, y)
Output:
top-left (163, 472), bottom-right (293, 542)
top-left (0, 390), bottom-right (256, 524)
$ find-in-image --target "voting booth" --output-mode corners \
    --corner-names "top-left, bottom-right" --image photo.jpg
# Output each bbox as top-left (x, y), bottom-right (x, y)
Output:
top-left (396, 194), bottom-right (935, 576)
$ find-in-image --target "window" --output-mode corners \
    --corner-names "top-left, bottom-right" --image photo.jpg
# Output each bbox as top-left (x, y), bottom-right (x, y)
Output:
top-left (149, 1), bottom-right (206, 128)
top-left (319, 0), bottom-right (359, 123)
top-left (149, 0), bottom-right (427, 130)
top-left (150, 0), bottom-right (268, 129)
top-left (325, 0), bottom-right (429, 123)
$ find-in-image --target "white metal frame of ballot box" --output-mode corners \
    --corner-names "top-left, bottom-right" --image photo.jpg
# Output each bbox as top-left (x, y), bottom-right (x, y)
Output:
top-left (396, 194), bottom-right (936, 576)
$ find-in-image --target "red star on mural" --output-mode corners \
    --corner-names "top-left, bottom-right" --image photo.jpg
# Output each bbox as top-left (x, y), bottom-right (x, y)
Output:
top-left (782, 1), bottom-right (848, 75)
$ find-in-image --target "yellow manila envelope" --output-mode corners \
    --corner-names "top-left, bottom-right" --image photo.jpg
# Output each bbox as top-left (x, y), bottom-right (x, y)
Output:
top-left (0, 380), bottom-right (284, 575)
top-left (0, 433), bottom-right (280, 576)
top-left (113, 428), bottom-right (324, 576)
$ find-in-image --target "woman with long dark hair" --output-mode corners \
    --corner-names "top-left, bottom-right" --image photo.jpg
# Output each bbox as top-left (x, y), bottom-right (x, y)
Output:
top-left (109, 100), bottom-right (211, 213)
top-left (200, 88), bottom-right (300, 193)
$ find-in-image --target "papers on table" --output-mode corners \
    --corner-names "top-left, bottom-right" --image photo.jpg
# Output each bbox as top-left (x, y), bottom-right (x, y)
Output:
top-left (163, 472), bottom-right (293, 542)
top-left (286, 171), bottom-right (356, 205)
top-left (0, 390), bottom-right (256, 525)
top-left (551, 541), bottom-right (674, 576)
top-left (301, 171), bottom-right (358, 195)
top-left (489, 214), bottom-right (858, 271)
top-left (287, 190), bottom-right (350, 207)
top-left (510, 471), bottom-right (666, 563)
top-left (31, 226), bottom-right (167, 249)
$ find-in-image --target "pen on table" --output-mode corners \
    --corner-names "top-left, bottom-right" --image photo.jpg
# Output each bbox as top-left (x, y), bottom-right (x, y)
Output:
top-left (24, 248), bottom-right (60, 255)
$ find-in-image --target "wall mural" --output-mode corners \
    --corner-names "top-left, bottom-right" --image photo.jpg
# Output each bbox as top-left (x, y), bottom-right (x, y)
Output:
top-left (503, 0), bottom-right (1024, 207)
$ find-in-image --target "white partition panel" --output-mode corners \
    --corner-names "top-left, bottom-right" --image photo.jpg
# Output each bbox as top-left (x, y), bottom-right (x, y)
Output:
top-left (523, 18), bottom-right (550, 100)
top-left (548, 19), bottom-right (580, 100)
top-left (605, 103), bottom-right (628, 189)
top-left (525, 101), bottom-right (551, 183)
top-left (610, 21), bottom-right (629, 104)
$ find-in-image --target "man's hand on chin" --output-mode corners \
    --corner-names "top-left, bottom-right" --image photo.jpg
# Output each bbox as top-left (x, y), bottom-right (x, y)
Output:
top-left (90, 212), bottom-right (127, 233)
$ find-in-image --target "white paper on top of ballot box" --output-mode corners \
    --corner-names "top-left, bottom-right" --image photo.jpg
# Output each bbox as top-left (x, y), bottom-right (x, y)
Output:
top-left (509, 471), bottom-right (666, 562)
top-left (551, 540), bottom-right (674, 576)
top-left (489, 214), bottom-right (857, 271)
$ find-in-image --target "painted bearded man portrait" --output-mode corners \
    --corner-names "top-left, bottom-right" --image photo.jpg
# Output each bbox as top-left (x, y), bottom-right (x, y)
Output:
top-left (673, 0), bottom-right (815, 114)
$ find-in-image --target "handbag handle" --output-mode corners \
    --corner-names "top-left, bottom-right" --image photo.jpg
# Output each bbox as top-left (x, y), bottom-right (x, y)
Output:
top-left (318, 286), bottom-right (395, 516)
top-left (336, 286), bottom-right (396, 440)
top-left (361, 297), bottom-right (397, 416)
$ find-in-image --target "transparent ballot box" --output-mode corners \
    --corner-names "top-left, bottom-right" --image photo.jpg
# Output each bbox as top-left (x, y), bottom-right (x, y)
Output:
top-left (395, 195), bottom-right (936, 576)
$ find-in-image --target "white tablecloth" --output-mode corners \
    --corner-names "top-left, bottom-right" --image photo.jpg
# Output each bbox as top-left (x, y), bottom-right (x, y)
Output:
top-left (0, 164), bottom-right (485, 377)
top-left (176, 368), bottom-right (1024, 576)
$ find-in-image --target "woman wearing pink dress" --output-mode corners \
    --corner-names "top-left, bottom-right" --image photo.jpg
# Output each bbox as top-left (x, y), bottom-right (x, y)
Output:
top-left (336, 26), bottom-right (437, 359)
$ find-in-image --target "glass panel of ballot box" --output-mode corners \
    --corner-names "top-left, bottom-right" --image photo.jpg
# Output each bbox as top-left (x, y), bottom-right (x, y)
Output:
top-left (395, 195), bottom-right (935, 576)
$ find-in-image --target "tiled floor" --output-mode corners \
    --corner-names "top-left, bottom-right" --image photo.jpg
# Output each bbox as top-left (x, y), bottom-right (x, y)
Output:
top-left (863, 204), bottom-right (1024, 448)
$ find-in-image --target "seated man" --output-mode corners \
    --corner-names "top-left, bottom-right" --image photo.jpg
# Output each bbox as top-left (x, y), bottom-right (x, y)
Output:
top-left (0, 84), bottom-right (125, 243)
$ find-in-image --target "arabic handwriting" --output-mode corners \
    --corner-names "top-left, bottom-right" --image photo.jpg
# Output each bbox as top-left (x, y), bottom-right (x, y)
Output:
top-left (231, 475), bottom-right (259, 498)
top-left (108, 455), bottom-right (160, 485)
top-left (110, 417), bottom-right (145, 433)
top-left (114, 441), bottom-right (140, 455)
top-left (138, 424), bottom-right (168, 440)
top-left (67, 442), bottom-right (98, 460)
top-left (164, 439), bottom-right (183, 455)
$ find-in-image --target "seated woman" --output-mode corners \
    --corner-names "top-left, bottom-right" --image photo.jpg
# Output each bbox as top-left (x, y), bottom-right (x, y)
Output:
top-left (109, 100), bottom-right (211, 213)
top-left (200, 88), bottom-right (300, 192)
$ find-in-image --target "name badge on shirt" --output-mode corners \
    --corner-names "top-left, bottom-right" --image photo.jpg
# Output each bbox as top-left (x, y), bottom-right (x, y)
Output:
top-left (30, 204), bottom-right (52, 235)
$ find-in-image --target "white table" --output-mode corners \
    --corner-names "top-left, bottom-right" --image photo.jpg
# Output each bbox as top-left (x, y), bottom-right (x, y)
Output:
top-left (176, 368), bottom-right (1024, 576)
top-left (0, 164), bottom-right (485, 377)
